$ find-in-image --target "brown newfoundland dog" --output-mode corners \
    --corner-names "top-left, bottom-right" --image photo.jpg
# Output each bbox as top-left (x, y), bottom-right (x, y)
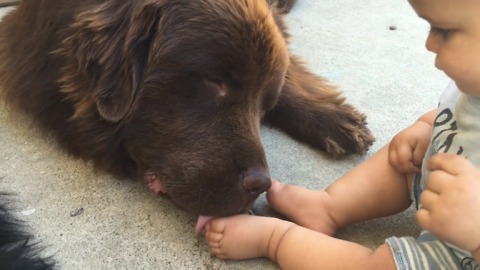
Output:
top-left (0, 0), bottom-right (373, 230)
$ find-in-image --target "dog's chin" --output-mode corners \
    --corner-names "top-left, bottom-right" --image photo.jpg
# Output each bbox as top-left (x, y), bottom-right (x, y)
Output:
top-left (194, 208), bottom-right (253, 235)
top-left (193, 199), bottom-right (256, 235)
top-left (143, 170), bottom-right (258, 233)
top-left (176, 195), bottom-right (256, 234)
top-left (195, 215), bottom-right (214, 235)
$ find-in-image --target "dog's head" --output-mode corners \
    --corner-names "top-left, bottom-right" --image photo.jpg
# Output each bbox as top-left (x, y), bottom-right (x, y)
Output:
top-left (59, 0), bottom-right (289, 220)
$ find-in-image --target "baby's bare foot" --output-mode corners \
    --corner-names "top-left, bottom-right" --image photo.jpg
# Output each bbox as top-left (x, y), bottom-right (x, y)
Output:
top-left (267, 180), bottom-right (338, 235)
top-left (205, 215), bottom-right (292, 260)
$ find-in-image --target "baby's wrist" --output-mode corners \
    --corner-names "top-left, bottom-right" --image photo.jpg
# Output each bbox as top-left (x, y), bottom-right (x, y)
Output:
top-left (416, 109), bottom-right (437, 125)
top-left (415, 118), bottom-right (433, 127)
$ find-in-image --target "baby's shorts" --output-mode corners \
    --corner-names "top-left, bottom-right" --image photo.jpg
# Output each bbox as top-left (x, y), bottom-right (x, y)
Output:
top-left (386, 231), bottom-right (473, 270)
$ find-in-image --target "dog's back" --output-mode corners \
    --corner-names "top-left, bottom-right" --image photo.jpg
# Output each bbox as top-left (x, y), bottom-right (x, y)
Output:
top-left (0, 0), bottom-right (138, 178)
top-left (0, 1), bottom-right (93, 131)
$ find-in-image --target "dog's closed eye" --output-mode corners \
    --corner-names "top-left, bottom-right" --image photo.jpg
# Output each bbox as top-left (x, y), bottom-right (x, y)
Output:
top-left (203, 78), bottom-right (228, 98)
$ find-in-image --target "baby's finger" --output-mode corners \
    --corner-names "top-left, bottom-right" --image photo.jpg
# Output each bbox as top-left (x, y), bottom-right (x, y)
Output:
top-left (402, 161), bottom-right (421, 174)
top-left (425, 170), bottom-right (451, 193)
top-left (419, 189), bottom-right (439, 209)
top-left (427, 154), bottom-right (472, 175)
top-left (390, 146), bottom-right (419, 173)
top-left (412, 142), bottom-right (427, 167)
top-left (416, 208), bottom-right (433, 232)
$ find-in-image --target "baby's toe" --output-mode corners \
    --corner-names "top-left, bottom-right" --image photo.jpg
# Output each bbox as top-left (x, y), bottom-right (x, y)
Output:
top-left (205, 218), bottom-right (228, 233)
top-left (214, 251), bottom-right (227, 259)
top-left (206, 230), bottom-right (222, 241)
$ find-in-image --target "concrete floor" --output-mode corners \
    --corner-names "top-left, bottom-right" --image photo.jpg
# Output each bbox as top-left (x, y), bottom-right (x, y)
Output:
top-left (0, 1), bottom-right (449, 269)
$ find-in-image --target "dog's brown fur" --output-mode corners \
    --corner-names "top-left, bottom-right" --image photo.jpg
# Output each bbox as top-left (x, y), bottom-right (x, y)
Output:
top-left (0, 0), bottom-right (374, 217)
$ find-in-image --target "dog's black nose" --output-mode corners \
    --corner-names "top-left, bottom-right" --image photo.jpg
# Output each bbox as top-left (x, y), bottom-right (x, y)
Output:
top-left (242, 170), bottom-right (271, 197)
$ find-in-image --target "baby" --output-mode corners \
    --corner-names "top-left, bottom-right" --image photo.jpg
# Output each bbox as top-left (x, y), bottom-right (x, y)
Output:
top-left (203, 0), bottom-right (480, 269)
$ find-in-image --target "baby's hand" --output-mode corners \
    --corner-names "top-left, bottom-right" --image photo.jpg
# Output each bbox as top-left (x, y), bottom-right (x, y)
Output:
top-left (417, 154), bottom-right (480, 259)
top-left (388, 121), bottom-right (432, 174)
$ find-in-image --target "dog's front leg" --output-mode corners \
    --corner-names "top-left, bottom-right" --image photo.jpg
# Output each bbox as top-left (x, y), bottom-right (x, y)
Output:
top-left (264, 56), bottom-right (375, 158)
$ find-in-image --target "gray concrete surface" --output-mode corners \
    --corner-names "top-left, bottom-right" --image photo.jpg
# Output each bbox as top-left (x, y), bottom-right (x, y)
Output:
top-left (0, 1), bottom-right (449, 269)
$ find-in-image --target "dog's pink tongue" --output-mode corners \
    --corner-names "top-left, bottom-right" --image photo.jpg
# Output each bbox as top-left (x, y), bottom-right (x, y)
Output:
top-left (195, 215), bottom-right (214, 235)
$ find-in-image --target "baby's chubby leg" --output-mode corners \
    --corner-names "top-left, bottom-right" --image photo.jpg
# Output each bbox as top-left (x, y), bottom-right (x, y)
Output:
top-left (267, 145), bottom-right (413, 233)
top-left (204, 214), bottom-right (398, 269)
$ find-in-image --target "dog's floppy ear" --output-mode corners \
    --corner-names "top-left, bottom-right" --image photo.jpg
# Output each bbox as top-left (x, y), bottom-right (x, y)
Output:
top-left (59, 1), bottom-right (166, 122)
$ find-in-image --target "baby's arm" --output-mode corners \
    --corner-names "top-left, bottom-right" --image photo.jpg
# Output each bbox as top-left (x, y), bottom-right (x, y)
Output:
top-left (388, 109), bottom-right (437, 173)
top-left (417, 154), bottom-right (480, 262)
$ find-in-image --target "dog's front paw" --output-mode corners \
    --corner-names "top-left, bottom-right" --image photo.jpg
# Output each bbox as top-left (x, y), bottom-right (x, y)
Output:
top-left (265, 96), bottom-right (375, 158)
top-left (263, 57), bottom-right (375, 158)
top-left (322, 109), bottom-right (374, 158)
